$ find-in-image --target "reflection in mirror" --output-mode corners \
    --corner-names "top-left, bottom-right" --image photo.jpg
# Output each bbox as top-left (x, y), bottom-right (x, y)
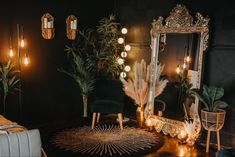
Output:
top-left (157, 33), bottom-right (201, 120)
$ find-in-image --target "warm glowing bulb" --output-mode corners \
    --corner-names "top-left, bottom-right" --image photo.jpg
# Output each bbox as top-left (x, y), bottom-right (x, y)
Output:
top-left (120, 72), bottom-right (126, 78)
top-left (121, 51), bottom-right (127, 58)
top-left (117, 58), bottom-right (124, 65)
top-left (24, 56), bottom-right (29, 66)
top-left (176, 66), bottom-right (180, 74)
top-left (21, 39), bottom-right (25, 48)
top-left (125, 45), bottom-right (131, 51)
top-left (186, 56), bottom-right (190, 62)
top-left (183, 63), bottom-right (186, 69)
top-left (9, 49), bottom-right (14, 57)
top-left (124, 65), bottom-right (131, 72)
top-left (117, 37), bottom-right (124, 44)
top-left (121, 28), bottom-right (128, 34)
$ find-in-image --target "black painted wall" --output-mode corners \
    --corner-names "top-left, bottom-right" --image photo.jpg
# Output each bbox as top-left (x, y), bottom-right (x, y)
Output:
top-left (116, 0), bottom-right (235, 147)
top-left (0, 0), bottom-right (115, 124)
top-left (0, 0), bottom-right (235, 148)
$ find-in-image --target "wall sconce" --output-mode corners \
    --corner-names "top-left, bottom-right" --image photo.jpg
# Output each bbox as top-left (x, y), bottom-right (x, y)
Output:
top-left (41, 13), bottom-right (55, 39)
top-left (66, 15), bottom-right (78, 40)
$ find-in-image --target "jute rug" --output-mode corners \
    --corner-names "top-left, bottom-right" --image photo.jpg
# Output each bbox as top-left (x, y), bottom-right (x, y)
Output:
top-left (52, 124), bottom-right (163, 156)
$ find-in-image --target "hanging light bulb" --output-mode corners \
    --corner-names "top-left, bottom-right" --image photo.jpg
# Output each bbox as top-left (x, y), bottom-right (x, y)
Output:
top-left (9, 37), bottom-right (14, 57)
top-left (117, 37), bottom-right (124, 44)
top-left (23, 53), bottom-right (29, 66)
top-left (121, 28), bottom-right (128, 34)
top-left (176, 65), bottom-right (180, 74)
top-left (117, 58), bottom-right (124, 65)
top-left (186, 55), bottom-right (190, 63)
top-left (120, 72), bottom-right (127, 78)
top-left (124, 65), bottom-right (131, 72)
top-left (9, 48), bottom-right (14, 57)
top-left (21, 39), bottom-right (25, 48)
top-left (125, 44), bottom-right (131, 51)
top-left (121, 51), bottom-right (127, 58)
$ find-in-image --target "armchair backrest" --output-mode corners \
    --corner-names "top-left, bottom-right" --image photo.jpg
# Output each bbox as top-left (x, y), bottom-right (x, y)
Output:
top-left (0, 129), bottom-right (42, 157)
top-left (95, 79), bottom-right (124, 102)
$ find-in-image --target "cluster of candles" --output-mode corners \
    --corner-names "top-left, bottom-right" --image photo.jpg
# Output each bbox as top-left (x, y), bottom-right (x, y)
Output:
top-left (117, 28), bottom-right (132, 78)
top-left (43, 17), bottom-right (54, 29)
top-left (70, 19), bottom-right (77, 30)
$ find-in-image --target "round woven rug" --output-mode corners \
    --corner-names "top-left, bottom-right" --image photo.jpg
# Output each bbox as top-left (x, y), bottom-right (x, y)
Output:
top-left (52, 124), bottom-right (163, 156)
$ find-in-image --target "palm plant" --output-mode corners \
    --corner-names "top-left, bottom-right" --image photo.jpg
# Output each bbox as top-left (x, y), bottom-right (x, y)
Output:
top-left (0, 61), bottom-right (19, 116)
top-left (59, 30), bottom-right (96, 117)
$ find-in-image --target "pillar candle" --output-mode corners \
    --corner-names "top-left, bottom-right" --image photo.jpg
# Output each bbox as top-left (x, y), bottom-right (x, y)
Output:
top-left (47, 21), bottom-right (51, 28)
top-left (44, 18), bottom-right (48, 28)
top-left (70, 21), bottom-right (74, 29)
top-left (73, 20), bottom-right (77, 29)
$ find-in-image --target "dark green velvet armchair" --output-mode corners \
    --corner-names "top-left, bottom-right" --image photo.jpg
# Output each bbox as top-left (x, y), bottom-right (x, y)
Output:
top-left (90, 79), bottom-right (124, 130)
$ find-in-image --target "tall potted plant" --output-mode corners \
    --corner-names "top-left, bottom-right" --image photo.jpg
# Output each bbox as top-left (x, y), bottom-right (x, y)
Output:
top-left (0, 61), bottom-right (19, 116)
top-left (197, 85), bottom-right (228, 131)
top-left (59, 48), bottom-right (95, 117)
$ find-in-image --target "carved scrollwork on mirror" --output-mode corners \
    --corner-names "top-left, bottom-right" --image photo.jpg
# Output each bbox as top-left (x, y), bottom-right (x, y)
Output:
top-left (146, 4), bottom-right (210, 145)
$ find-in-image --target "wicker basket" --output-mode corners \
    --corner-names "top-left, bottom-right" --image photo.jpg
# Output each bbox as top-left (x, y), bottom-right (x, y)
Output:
top-left (201, 109), bottom-right (225, 131)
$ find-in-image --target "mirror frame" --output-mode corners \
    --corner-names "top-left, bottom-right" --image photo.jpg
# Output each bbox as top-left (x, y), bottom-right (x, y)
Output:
top-left (146, 4), bottom-right (210, 144)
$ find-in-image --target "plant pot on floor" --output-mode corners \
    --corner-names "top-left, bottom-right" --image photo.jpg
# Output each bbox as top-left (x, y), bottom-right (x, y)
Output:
top-left (201, 108), bottom-right (226, 131)
top-left (201, 108), bottom-right (226, 153)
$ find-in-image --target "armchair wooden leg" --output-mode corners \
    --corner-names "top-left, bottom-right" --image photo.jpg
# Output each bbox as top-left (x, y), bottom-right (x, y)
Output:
top-left (97, 113), bottom-right (101, 123)
top-left (92, 112), bottom-right (97, 129)
top-left (118, 113), bottom-right (123, 130)
top-left (206, 130), bottom-right (211, 153)
top-left (217, 131), bottom-right (221, 151)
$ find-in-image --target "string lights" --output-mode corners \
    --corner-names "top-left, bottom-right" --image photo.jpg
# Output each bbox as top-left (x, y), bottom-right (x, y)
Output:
top-left (117, 27), bottom-right (131, 78)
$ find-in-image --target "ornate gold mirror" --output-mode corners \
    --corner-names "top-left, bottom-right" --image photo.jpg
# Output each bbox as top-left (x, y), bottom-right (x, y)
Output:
top-left (145, 4), bottom-right (210, 145)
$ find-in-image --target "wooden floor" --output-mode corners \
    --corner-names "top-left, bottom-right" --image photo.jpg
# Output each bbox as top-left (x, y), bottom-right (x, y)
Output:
top-left (33, 115), bottom-right (217, 157)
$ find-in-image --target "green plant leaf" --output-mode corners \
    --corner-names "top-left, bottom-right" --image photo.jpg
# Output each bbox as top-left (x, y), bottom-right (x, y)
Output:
top-left (208, 86), bottom-right (224, 102)
top-left (213, 100), bottom-right (228, 112)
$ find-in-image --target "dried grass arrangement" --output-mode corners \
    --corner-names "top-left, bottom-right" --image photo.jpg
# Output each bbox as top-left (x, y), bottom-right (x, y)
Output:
top-left (121, 59), bottom-right (168, 126)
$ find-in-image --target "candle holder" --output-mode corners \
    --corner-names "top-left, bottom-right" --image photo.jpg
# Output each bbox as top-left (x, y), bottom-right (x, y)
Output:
top-left (66, 15), bottom-right (78, 40)
top-left (41, 13), bottom-right (55, 39)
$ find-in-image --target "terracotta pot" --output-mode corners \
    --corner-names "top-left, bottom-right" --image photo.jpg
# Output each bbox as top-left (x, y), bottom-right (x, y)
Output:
top-left (136, 106), bottom-right (145, 128)
top-left (201, 108), bottom-right (226, 131)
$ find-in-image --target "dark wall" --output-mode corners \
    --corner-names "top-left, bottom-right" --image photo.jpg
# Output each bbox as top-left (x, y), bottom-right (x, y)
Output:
top-left (116, 0), bottom-right (235, 147)
top-left (0, 0), bottom-right (115, 125)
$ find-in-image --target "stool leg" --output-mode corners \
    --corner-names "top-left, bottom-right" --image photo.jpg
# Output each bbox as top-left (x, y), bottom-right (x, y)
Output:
top-left (118, 113), bottom-right (123, 130)
top-left (217, 131), bottom-right (221, 151)
top-left (206, 130), bottom-right (211, 153)
top-left (97, 113), bottom-right (101, 123)
top-left (92, 112), bottom-right (97, 129)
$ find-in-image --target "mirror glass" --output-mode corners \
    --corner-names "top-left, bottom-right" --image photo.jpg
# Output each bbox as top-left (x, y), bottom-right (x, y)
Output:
top-left (157, 33), bottom-right (200, 120)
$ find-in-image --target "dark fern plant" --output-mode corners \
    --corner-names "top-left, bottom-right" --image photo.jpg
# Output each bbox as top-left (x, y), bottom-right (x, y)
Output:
top-left (58, 29), bottom-right (96, 117)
